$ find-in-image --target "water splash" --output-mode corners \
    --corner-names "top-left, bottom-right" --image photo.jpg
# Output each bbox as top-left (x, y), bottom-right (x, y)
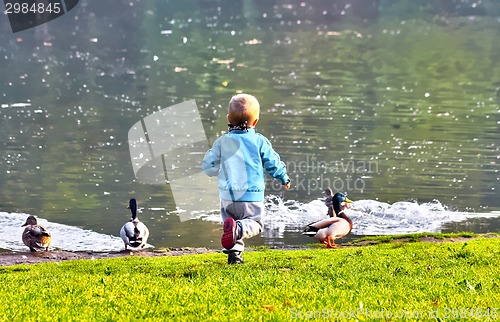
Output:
top-left (0, 212), bottom-right (123, 252)
top-left (348, 199), bottom-right (500, 235)
top-left (198, 195), bottom-right (500, 238)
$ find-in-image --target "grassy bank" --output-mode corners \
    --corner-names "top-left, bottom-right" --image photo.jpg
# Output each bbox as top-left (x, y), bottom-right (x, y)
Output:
top-left (1, 236), bottom-right (499, 321)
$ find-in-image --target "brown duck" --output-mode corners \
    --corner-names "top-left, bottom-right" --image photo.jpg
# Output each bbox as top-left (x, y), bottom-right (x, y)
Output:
top-left (21, 215), bottom-right (52, 252)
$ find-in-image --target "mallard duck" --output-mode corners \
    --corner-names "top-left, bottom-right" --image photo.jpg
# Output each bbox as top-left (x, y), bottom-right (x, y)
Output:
top-left (21, 215), bottom-right (52, 252)
top-left (120, 198), bottom-right (150, 250)
top-left (302, 190), bottom-right (353, 248)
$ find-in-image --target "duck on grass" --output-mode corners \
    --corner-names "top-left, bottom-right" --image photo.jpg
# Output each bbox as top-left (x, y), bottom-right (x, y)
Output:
top-left (303, 189), bottom-right (353, 248)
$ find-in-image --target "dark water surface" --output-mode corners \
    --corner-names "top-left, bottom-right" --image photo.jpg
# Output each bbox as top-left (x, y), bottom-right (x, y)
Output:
top-left (0, 0), bottom-right (499, 251)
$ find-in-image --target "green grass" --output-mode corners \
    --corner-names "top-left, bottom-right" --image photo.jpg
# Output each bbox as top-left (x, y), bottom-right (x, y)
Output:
top-left (346, 232), bottom-right (498, 245)
top-left (1, 237), bottom-right (499, 321)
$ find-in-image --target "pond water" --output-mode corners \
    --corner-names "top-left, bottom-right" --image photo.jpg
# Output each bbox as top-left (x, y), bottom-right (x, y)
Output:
top-left (0, 0), bottom-right (499, 251)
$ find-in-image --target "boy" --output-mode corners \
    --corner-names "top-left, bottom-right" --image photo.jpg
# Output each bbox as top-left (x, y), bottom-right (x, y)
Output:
top-left (202, 93), bottom-right (290, 264)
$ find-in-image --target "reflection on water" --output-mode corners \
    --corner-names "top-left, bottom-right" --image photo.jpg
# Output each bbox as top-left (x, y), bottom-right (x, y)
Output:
top-left (0, 0), bottom-right (499, 250)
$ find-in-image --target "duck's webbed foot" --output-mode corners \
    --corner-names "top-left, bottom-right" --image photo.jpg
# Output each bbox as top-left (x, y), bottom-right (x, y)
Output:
top-left (324, 236), bottom-right (339, 248)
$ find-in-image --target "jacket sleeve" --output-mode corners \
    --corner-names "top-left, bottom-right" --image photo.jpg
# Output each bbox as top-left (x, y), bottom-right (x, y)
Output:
top-left (260, 136), bottom-right (289, 184)
top-left (202, 141), bottom-right (220, 177)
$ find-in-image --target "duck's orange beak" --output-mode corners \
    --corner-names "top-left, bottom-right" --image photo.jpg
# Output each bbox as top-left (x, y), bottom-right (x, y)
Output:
top-left (343, 197), bottom-right (353, 209)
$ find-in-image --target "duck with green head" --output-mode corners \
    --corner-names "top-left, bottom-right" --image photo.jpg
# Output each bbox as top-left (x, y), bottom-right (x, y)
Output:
top-left (303, 189), bottom-right (353, 248)
top-left (21, 215), bottom-right (52, 252)
top-left (120, 198), bottom-right (150, 250)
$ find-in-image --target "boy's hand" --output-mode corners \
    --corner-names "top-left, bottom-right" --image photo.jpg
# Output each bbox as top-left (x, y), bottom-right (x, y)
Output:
top-left (283, 179), bottom-right (291, 190)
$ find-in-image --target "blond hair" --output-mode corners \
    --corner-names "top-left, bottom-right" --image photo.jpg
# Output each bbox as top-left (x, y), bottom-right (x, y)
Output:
top-left (227, 93), bottom-right (260, 126)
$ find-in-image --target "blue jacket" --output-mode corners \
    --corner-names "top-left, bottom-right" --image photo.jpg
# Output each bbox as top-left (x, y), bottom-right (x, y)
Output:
top-left (202, 128), bottom-right (289, 202)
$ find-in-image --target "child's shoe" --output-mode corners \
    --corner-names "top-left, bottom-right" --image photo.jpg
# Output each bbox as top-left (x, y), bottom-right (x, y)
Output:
top-left (228, 251), bottom-right (244, 264)
top-left (221, 218), bottom-right (239, 249)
